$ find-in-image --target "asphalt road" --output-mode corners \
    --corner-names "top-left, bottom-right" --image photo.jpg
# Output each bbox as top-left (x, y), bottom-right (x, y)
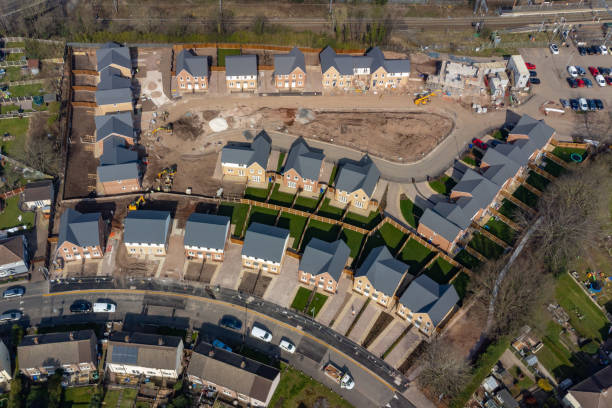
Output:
top-left (0, 279), bottom-right (416, 408)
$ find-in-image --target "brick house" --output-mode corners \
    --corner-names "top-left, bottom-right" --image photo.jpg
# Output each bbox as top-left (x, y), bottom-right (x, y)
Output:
top-left (396, 274), bottom-right (459, 336)
top-left (333, 155), bottom-right (380, 210)
top-left (96, 42), bottom-right (132, 78)
top-left (319, 46), bottom-right (410, 91)
top-left (97, 136), bottom-right (140, 195)
top-left (94, 112), bottom-right (135, 157)
top-left (176, 49), bottom-right (209, 93)
top-left (225, 55), bottom-right (257, 92)
top-left (418, 115), bottom-right (555, 253)
top-left (281, 138), bottom-right (324, 194)
top-left (183, 213), bottom-right (230, 261)
top-left (23, 180), bottom-right (54, 212)
top-left (123, 210), bottom-right (171, 256)
top-left (221, 130), bottom-right (271, 187)
top-left (353, 246), bottom-right (411, 309)
top-left (273, 47), bottom-right (306, 91)
top-left (298, 238), bottom-right (350, 294)
top-left (95, 68), bottom-right (133, 115)
top-left (241, 223), bottom-right (289, 274)
top-left (56, 209), bottom-right (105, 263)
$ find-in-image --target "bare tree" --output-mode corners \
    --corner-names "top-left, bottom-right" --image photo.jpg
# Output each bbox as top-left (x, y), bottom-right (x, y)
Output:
top-left (571, 112), bottom-right (612, 144)
top-left (417, 338), bottom-right (470, 399)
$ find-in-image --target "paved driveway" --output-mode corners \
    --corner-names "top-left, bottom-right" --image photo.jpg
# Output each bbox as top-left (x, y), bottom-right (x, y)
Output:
top-left (347, 302), bottom-right (381, 344)
top-left (368, 320), bottom-right (408, 357)
top-left (262, 256), bottom-right (299, 307)
top-left (211, 243), bottom-right (243, 289)
top-left (316, 274), bottom-right (352, 326)
top-left (384, 326), bottom-right (422, 369)
top-left (331, 294), bottom-right (367, 336)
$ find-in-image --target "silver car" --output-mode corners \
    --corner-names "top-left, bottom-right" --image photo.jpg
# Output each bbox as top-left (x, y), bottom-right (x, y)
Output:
top-left (3, 287), bottom-right (25, 298)
top-left (0, 311), bottom-right (22, 322)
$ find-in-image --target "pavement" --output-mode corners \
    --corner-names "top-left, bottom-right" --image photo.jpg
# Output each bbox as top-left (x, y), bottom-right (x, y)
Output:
top-left (262, 256), bottom-right (300, 307)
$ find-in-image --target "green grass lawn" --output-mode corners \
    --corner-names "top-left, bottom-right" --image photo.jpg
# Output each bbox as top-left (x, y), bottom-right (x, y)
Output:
top-left (340, 229), bottom-right (365, 258)
top-left (0, 196), bottom-right (35, 229)
top-left (399, 197), bottom-right (423, 228)
top-left (268, 184), bottom-right (295, 206)
top-left (0, 104), bottom-right (20, 114)
top-left (269, 364), bottom-right (353, 408)
top-left (120, 388), bottom-right (137, 408)
top-left (498, 199), bottom-right (521, 221)
top-left (359, 223), bottom-right (407, 266)
top-left (8, 83), bottom-right (45, 97)
top-left (5, 42), bottom-right (25, 48)
top-left (526, 171), bottom-right (550, 192)
top-left (248, 206), bottom-right (279, 227)
top-left (454, 249), bottom-right (482, 269)
top-left (6, 53), bottom-right (25, 61)
top-left (397, 238), bottom-right (435, 273)
top-left (484, 217), bottom-right (516, 245)
top-left (513, 185), bottom-right (538, 208)
top-left (343, 210), bottom-right (382, 229)
top-left (217, 48), bottom-right (241, 67)
top-left (428, 175), bottom-right (457, 195)
top-left (328, 165), bottom-right (338, 184)
top-left (452, 272), bottom-right (470, 299)
top-left (276, 152), bottom-right (286, 171)
top-left (541, 157), bottom-right (565, 177)
top-left (492, 129), bottom-right (507, 141)
top-left (552, 147), bottom-right (587, 163)
top-left (62, 386), bottom-right (94, 408)
top-left (300, 219), bottom-right (341, 250)
top-left (277, 212), bottom-right (307, 249)
top-left (317, 197), bottom-right (344, 219)
top-left (290, 287), bottom-right (327, 317)
top-left (307, 292), bottom-right (328, 317)
top-left (0, 117), bottom-right (29, 157)
top-left (468, 232), bottom-right (505, 259)
top-left (462, 155), bottom-right (477, 166)
top-left (218, 203), bottom-right (249, 237)
top-left (508, 366), bottom-right (534, 397)
top-left (244, 185), bottom-right (271, 201)
top-left (2, 66), bottom-right (27, 82)
top-left (103, 390), bottom-right (120, 408)
top-left (424, 257), bottom-right (458, 284)
top-left (293, 195), bottom-right (318, 212)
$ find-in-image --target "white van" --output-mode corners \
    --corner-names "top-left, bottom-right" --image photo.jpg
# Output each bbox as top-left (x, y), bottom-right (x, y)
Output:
top-left (93, 303), bottom-right (116, 313)
top-left (251, 325), bottom-right (272, 342)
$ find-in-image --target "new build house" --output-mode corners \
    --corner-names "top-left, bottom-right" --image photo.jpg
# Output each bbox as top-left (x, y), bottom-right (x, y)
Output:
top-left (0, 340), bottom-right (11, 387)
top-left (97, 136), bottom-right (140, 195)
top-left (176, 49), bottom-right (209, 92)
top-left (225, 55), bottom-right (257, 92)
top-left (281, 138), bottom-right (324, 194)
top-left (23, 180), bottom-right (54, 212)
top-left (56, 209), bottom-right (105, 263)
top-left (396, 274), bottom-right (459, 336)
top-left (95, 67), bottom-right (133, 115)
top-left (97, 42), bottom-right (132, 78)
top-left (221, 131), bottom-right (271, 187)
top-left (0, 235), bottom-right (29, 277)
top-left (274, 47), bottom-right (306, 91)
top-left (106, 332), bottom-right (184, 385)
top-left (187, 342), bottom-right (280, 408)
top-left (418, 115), bottom-right (555, 253)
top-left (94, 112), bottom-right (135, 157)
top-left (333, 156), bottom-right (380, 210)
top-left (299, 238), bottom-right (350, 294)
top-left (242, 223), bottom-right (289, 273)
top-left (353, 246), bottom-right (411, 309)
top-left (123, 210), bottom-right (171, 256)
top-left (18, 330), bottom-right (98, 383)
top-left (320, 46), bottom-right (410, 91)
top-left (184, 213), bottom-right (230, 261)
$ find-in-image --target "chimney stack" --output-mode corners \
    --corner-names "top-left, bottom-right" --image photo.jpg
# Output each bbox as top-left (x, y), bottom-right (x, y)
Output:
top-left (69, 332), bottom-right (74, 341)
top-left (124, 335), bottom-right (130, 343)
top-left (240, 360), bottom-right (246, 369)
top-left (208, 349), bottom-right (215, 357)
top-left (33, 337), bottom-right (39, 345)
top-left (158, 337), bottom-right (164, 346)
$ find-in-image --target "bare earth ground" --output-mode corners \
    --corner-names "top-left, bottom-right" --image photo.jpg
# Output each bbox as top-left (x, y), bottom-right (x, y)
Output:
top-left (238, 272), bottom-right (272, 298)
top-left (64, 107), bottom-right (96, 198)
top-left (438, 302), bottom-right (485, 359)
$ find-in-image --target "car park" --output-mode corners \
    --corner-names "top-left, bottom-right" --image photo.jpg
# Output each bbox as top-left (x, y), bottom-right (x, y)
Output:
top-left (567, 78), bottom-right (578, 88)
top-left (560, 99), bottom-right (569, 108)
top-left (594, 99), bottom-right (604, 110)
top-left (583, 78), bottom-right (593, 88)
top-left (212, 339), bottom-right (232, 352)
top-left (3, 286), bottom-right (25, 298)
top-left (251, 325), bottom-right (272, 342)
top-left (579, 98), bottom-right (588, 111)
top-left (220, 316), bottom-right (242, 331)
top-left (70, 300), bottom-right (92, 313)
top-left (576, 78), bottom-right (585, 88)
top-left (472, 138), bottom-right (488, 150)
top-left (575, 66), bottom-right (586, 76)
top-left (279, 339), bottom-right (296, 354)
top-left (578, 46), bottom-right (587, 56)
top-left (550, 44), bottom-right (559, 54)
top-left (567, 66), bottom-right (578, 77)
top-left (93, 302), bottom-right (116, 313)
top-left (598, 67), bottom-right (610, 76)
top-left (596, 75), bottom-right (606, 87)
top-left (0, 311), bottom-right (22, 322)
top-left (587, 99), bottom-right (597, 111)
top-left (589, 66), bottom-right (599, 76)
top-left (529, 77), bottom-right (540, 85)
top-left (525, 62), bottom-right (536, 70)
top-left (570, 99), bottom-right (579, 111)
top-left (601, 45), bottom-right (609, 55)
top-left (606, 76), bottom-right (612, 86)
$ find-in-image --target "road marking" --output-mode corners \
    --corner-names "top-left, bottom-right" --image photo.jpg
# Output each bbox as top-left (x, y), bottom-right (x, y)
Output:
top-left (44, 288), bottom-right (399, 393)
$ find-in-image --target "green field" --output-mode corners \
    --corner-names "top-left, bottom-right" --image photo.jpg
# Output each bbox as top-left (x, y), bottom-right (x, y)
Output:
top-left (1, 66), bottom-right (27, 82)
top-left (0, 104), bottom-right (20, 114)
top-left (452, 272), bottom-right (470, 299)
top-left (317, 198), bottom-right (343, 219)
top-left (0, 117), bottom-right (29, 157)
top-left (248, 206), bottom-right (279, 226)
top-left (397, 238), bottom-right (435, 273)
top-left (428, 175), bottom-right (457, 195)
top-left (8, 83), bottom-right (45, 97)
top-left (217, 48), bottom-right (241, 67)
top-left (62, 386), bottom-right (94, 408)
top-left (498, 199), bottom-right (521, 221)
top-left (300, 219), bottom-right (341, 250)
top-left (399, 197), bottom-right (423, 228)
top-left (277, 212), bottom-right (307, 249)
top-left (268, 184), bottom-right (295, 206)
top-left (359, 223), bottom-right (407, 265)
top-left (343, 210), bottom-right (382, 229)
top-left (276, 152), bottom-right (286, 171)
top-left (468, 232), bottom-right (505, 259)
top-left (218, 203), bottom-right (249, 237)
top-left (484, 217), bottom-right (515, 245)
top-left (340, 229), bottom-right (365, 258)
top-left (0, 196), bottom-right (35, 229)
top-left (102, 390), bottom-right (120, 408)
top-left (424, 257), bottom-right (457, 284)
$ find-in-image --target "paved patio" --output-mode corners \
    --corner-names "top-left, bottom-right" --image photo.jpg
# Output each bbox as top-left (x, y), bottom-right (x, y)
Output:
top-left (331, 293), bottom-right (367, 336)
top-left (347, 302), bottom-right (381, 344)
top-left (316, 275), bottom-right (352, 326)
top-left (262, 256), bottom-right (300, 307)
top-left (383, 326), bottom-right (423, 369)
top-left (367, 320), bottom-right (408, 357)
top-left (210, 243), bottom-right (243, 289)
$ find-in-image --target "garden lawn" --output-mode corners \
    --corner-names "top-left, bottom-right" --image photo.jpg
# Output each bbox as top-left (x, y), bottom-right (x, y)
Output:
top-left (293, 195), bottom-right (318, 212)
top-left (526, 171), bottom-right (550, 192)
top-left (308, 292), bottom-right (328, 317)
top-left (485, 217), bottom-right (516, 245)
top-left (277, 212), bottom-right (307, 249)
top-left (399, 197), bottom-right (423, 228)
top-left (469, 232), bottom-right (505, 259)
top-left (552, 147), bottom-right (587, 163)
top-left (513, 185), bottom-right (538, 208)
top-left (498, 199), bottom-right (521, 221)
top-left (452, 272), bottom-right (470, 299)
top-left (359, 223), bottom-right (407, 266)
top-left (343, 210), bottom-right (382, 229)
top-left (0, 104), bottom-right (19, 114)
top-left (276, 152), bottom-right (286, 171)
top-left (6, 53), bottom-right (24, 61)
top-left (291, 287), bottom-right (311, 312)
top-left (340, 229), bottom-right (365, 258)
top-left (5, 42), bottom-right (25, 48)
top-left (508, 366), bottom-right (534, 397)
top-left (0, 117), bottom-right (29, 157)
top-left (317, 197), bottom-right (343, 219)
top-left (103, 390), bottom-right (120, 408)
top-left (454, 249), bottom-right (482, 269)
top-left (62, 386), bottom-right (94, 407)
top-left (120, 388), bottom-right (138, 408)
top-left (462, 155), bottom-right (477, 166)
top-left (300, 219), bottom-right (341, 250)
top-left (398, 238), bottom-right (435, 273)
top-left (8, 83), bottom-right (45, 97)
top-left (218, 203), bottom-right (249, 237)
top-left (428, 175), bottom-right (457, 195)
top-left (0, 196), bottom-right (34, 229)
top-left (217, 48), bottom-right (241, 66)
top-left (541, 157), bottom-right (565, 177)
top-left (424, 257), bottom-right (457, 285)
top-left (244, 185), bottom-right (270, 201)
top-left (269, 364), bottom-right (353, 408)
top-left (328, 165), bottom-right (338, 184)
top-left (3, 66), bottom-right (26, 82)
top-left (248, 206), bottom-right (279, 226)
top-left (268, 184), bottom-right (295, 206)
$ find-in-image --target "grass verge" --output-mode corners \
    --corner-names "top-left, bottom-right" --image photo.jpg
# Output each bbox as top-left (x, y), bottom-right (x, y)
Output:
top-left (428, 175), bottom-right (457, 195)
top-left (399, 196), bottom-right (423, 228)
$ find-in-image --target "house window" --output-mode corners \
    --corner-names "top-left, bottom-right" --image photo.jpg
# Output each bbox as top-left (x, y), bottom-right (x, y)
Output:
top-left (286, 174), bottom-right (291, 179)
top-left (180, 77), bottom-right (184, 82)
top-left (292, 74), bottom-right (296, 79)
top-left (250, 169), bottom-right (254, 173)
top-left (327, 285), bottom-right (333, 291)
top-left (299, 74), bottom-right (303, 78)
top-left (339, 81), bottom-right (343, 86)
top-left (186, 77), bottom-right (191, 82)
top-left (304, 185), bottom-right (312, 191)
top-left (249, 82), bottom-right (254, 86)
top-left (223, 390), bottom-right (232, 396)
top-left (229, 82), bottom-right (234, 87)
top-left (328, 279), bottom-right (333, 284)
top-left (215, 254), bottom-right (221, 259)
top-left (301, 275), bottom-right (307, 282)
top-left (258, 169), bottom-right (262, 174)
top-left (298, 81), bottom-right (303, 85)
top-left (93, 251), bottom-right (99, 257)
top-left (326, 74), bottom-right (329, 78)
top-left (189, 251), bottom-right (194, 256)
top-left (325, 81), bottom-right (329, 85)
top-left (63, 248), bottom-right (68, 252)
top-left (157, 249), bottom-right (163, 254)
top-left (72, 247), bottom-right (77, 251)
top-left (130, 248), bottom-right (135, 253)
top-left (294, 176), bottom-right (298, 181)
top-left (180, 83), bottom-right (185, 89)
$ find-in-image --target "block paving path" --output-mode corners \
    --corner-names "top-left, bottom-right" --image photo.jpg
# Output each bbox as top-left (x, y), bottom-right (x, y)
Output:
top-left (331, 294), bottom-right (367, 336)
top-left (383, 326), bottom-right (422, 369)
top-left (262, 256), bottom-right (300, 307)
top-left (315, 275), bottom-right (352, 326)
top-left (347, 302), bottom-right (381, 344)
top-left (368, 320), bottom-right (408, 357)
top-left (211, 243), bottom-right (243, 290)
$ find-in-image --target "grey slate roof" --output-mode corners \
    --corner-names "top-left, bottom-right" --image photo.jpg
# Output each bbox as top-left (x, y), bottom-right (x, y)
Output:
top-left (24, 180), bottom-right (53, 203)
top-left (107, 331), bottom-right (182, 371)
top-left (0, 235), bottom-right (26, 265)
top-left (18, 330), bottom-right (97, 369)
top-left (99, 136), bottom-right (138, 166)
top-left (184, 213), bottom-right (230, 250)
top-left (274, 47), bottom-right (306, 75)
top-left (96, 42), bottom-right (132, 72)
top-left (123, 210), bottom-right (171, 245)
top-left (398, 274), bottom-right (459, 327)
top-left (225, 55), bottom-right (257, 76)
top-left (97, 162), bottom-right (139, 183)
top-left (355, 246), bottom-right (409, 297)
top-left (58, 209), bottom-right (102, 249)
top-left (95, 88), bottom-right (133, 106)
top-left (176, 49), bottom-right (209, 77)
top-left (283, 138), bottom-right (324, 181)
top-left (419, 208), bottom-right (463, 243)
top-left (188, 342), bottom-right (280, 404)
top-left (319, 46), bottom-right (410, 75)
top-left (96, 67), bottom-right (132, 106)
top-left (567, 365), bottom-right (612, 408)
top-left (221, 130), bottom-right (271, 168)
top-left (299, 238), bottom-right (350, 282)
top-left (334, 155), bottom-right (380, 196)
top-left (242, 223), bottom-right (289, 263)
top-left (94, 112), bottom-right (134, 142)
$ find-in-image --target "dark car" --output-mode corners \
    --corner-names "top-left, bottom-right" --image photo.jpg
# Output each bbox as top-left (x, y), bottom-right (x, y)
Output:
top-left (578, 46), bottom-right (587, 55)
top-left (529, 77), bottom-right (540, 85)
top-left (70, 300), bottom-right (92, 313)
top-left (575, 66), bottom-right (586, 76)
top-left (598, 67), bottom-right (611, 76)
top-left (567, 77), bottom-right (578, 88)
top-left (570, 99), bottom-right (579, 111)
top-left (587, 99), bottom-right (597, 111)
top-left (560, 99), bottom-right (570, 108)
top-left (606, 76), bottom-right (612, 86)
top-left (594, 99), bottom-right (604, 110)
top-left (583, 78), bottom-right (593, 88)
top-left (529, 70), bottom-right (537, 77)
top-left (220, 315), bottom-right (242, 331)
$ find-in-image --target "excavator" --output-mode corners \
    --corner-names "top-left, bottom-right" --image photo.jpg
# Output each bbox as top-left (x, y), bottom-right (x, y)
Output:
top-left (157, 164), bottom-right (177, 180)
top-left (128, 195), bottom-right (146, 211)
top-left (155, 164), bottom-right (178, 192)
top-left (414, 92), bottom-right (436, 105)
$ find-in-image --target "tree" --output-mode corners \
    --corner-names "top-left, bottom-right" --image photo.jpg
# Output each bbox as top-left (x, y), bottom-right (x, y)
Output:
top-left (417, 338), bottom-right (470, 399)
top-left (8, 375), bottom-right (23, 408)
top-left (47, 369), bottom-right (64, 408)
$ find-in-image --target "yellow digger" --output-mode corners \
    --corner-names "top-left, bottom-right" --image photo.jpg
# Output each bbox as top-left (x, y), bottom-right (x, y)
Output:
top-left (414, 92), bottom-right (436, 105)
top-left (157, 164), bottom-right (177, 180)
top-left (128, 195), bottom-right (146, 211)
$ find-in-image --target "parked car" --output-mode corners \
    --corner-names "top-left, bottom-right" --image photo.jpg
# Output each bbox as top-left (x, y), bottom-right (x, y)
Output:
top-left (575, 66), bottom-right (586, 76)
top-left (570, 99), bottom-right (579, 111)
top-left (220, 315), bottom-right (242, 331)
top-left (212, 339), bottom-right (232, 352)
top-left (583, 78), bottom-right (593, 88)
top-left (578, 46), bottom-right (587, 56)
top-left (3, 286), bottom-right (25, 298)
top-left (594, 99), bottom-right (604, 110)
top-left (606, 76), bottom-right (612, 86)
top-left (0, 311), bottom-right (22, 322)
top-left (93, 302), bottom-right (116, 313)
top-left (567, 77), bottom-right (578, 88)
top-left (550, 43), bottom-right (560, 54)
top-left (70, 300), bottom-right (92, 313)
top-left (576, 78), bottom-right (585, 87)
top-left (600, 45), bottom-right (609, 55)
top-left (525, 62), bottom-right (536, 70)
top-left (567, 66), bottom-right (578, 77)
top-left (279, 339), bottom-right (296, 354)
top-left (529, 70), bottom-right (537, 77)
top-left (589, 66), bottom-right (599, 76)
top-left (598, 67), bottom-right (611, 76)
top-left (529, 77), bottom-right (540, 85)
top-left (586, 46), bottom-right (596, 55)
top-left (251, 325), bottom-right (272, 342)
top-left (587, 99), bottom-right (597, 111)
top-left (579, 98), bottom-right (588, 111)
top-left (560, 99), bottom-right (570, 108)
top-left (472, 138), bottom-right (488, 150)
top-left (596, 75), bottom-right (606, 87)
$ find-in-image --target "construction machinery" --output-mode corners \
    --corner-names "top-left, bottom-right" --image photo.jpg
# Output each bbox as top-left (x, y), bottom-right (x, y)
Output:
top-left (128, 195), bottom-right (146, 211)
top-left (155, 164), bottom-right (177, 192)
top-left (414, 92), bottom-right (436, 105)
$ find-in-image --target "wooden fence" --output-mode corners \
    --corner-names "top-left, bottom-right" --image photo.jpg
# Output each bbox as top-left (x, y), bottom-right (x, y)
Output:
top-left (0, 186), bottom-right (24, 199)
top-left (72, 85), bottom-right (96, 91)
top-left (72, 70), bottom-right (98, 76)
top-left (0, 78), bottom-right (46, 87)
top-left (172, 43), bottom-right (365, 55)
top-left (71, 101), bottom-right (96, 108)
top-left (550, 139), bottom-right (588, 149)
